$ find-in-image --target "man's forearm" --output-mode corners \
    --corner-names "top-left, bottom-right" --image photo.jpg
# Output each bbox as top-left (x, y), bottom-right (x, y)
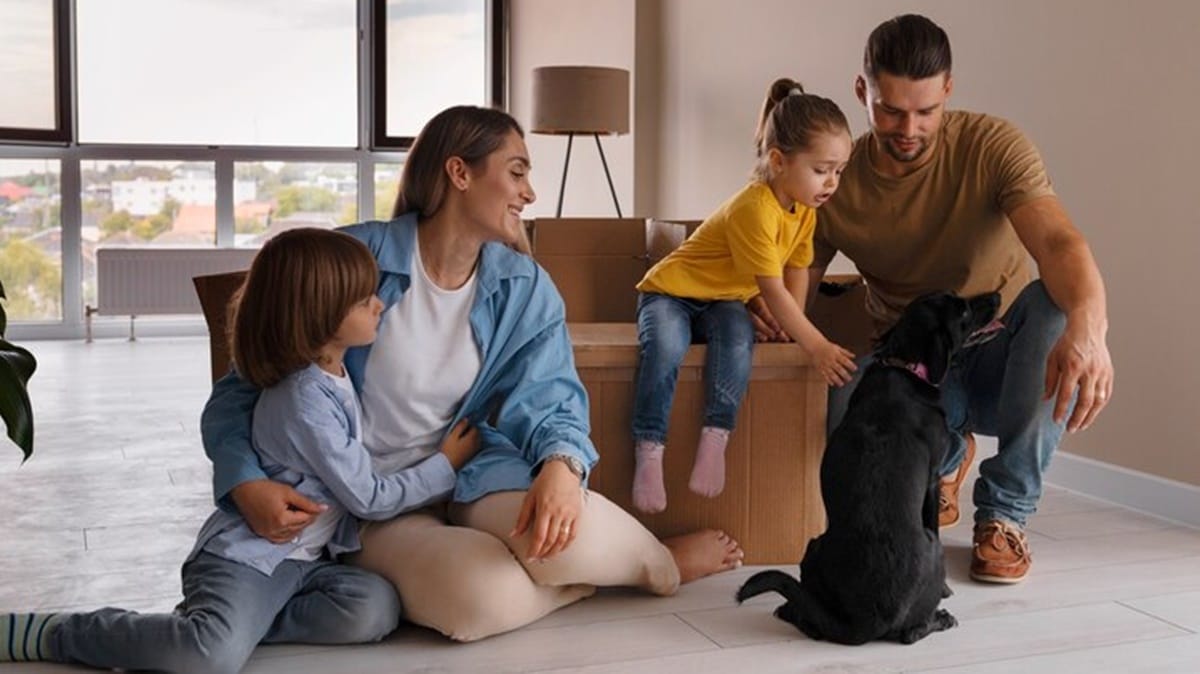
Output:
top-left (1038, 235), bottom-right (1107, 332)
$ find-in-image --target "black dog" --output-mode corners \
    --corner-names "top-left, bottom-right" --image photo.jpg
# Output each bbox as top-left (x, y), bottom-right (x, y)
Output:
top-left (737, 291), bottom-right (1001, 645)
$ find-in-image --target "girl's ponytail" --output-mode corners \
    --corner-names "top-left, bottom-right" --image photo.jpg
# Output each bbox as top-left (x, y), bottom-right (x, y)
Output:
top-left (752, 78), bottom-right (850, 181)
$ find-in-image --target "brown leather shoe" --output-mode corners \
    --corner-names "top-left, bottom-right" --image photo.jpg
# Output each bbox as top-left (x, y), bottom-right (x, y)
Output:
top-left (938, 432), bottom-right (976, 528)
top-left (971, 519), bottom-right (1032, 584)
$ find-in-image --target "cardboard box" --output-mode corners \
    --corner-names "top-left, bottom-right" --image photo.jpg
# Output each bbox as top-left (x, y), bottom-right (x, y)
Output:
top-left (570, 323), bottom-right (825, 564)
top-left (193, 270), bottom-right (247, 382)
top-left (532, 217), bottom-right (875, 563)
top-left (530, 217), bottom-right (704, 322)
top-left (530, 218), bottom-right (649, 322)
top-left (810, 274), bottom-right (874, 357)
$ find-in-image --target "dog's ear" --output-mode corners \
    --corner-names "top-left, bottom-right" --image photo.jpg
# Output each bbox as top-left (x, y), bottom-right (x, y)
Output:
top-left (879, 292), bottom-right (965, 384)
top-left (924, 329), bottom-right (954, 385)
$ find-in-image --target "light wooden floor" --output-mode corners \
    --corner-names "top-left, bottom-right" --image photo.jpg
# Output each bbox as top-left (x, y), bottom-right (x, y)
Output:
top-left (4, 338), bottom-right (1200, 673)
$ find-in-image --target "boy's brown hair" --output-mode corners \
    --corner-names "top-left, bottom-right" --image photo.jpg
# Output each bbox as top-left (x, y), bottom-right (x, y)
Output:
top-left (229, 228), bottom-right (378, 389)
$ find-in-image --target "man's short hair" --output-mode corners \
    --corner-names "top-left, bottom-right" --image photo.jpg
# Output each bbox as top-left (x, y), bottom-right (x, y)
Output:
top-left (864, 14), bottom-right (952, 81)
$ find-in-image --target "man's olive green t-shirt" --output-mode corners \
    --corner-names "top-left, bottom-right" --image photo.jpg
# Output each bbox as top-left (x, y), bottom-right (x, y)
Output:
top-left (814, 110), bottom-right (1055, 333)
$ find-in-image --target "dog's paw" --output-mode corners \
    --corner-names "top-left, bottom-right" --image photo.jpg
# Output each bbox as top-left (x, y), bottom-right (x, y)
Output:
top-left (773, 602), bottom-right (794, 621)
top-left (934, 608), bottom-right (958, 630)
top-left (941, 583), bottom-right (954, 598)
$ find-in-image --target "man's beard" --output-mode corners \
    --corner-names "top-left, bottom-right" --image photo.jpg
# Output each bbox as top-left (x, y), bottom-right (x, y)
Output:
top-left (883, 135), bottom-right (929, 163)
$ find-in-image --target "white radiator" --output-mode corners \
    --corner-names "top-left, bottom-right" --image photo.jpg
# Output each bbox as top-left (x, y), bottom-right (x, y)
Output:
top-left (89, 247), bottom-right (257, 340)
top-left (95, 247), bottom-right (256, 315)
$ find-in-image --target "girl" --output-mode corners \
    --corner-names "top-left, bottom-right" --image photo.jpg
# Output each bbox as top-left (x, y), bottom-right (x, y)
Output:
top-left (1, 228), bottom-right (480, 672)
top-left (631, 78), bottom-right (858, 514)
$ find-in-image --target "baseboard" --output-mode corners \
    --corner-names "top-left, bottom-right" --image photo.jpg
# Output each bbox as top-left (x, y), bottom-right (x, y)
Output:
top-left (1046, 452), bottom-right (1200, 529)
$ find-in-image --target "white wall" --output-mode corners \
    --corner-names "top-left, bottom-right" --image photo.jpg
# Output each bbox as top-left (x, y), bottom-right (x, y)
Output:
top-left (646, 0), bottom-right (1200, 486)
top-left (515, 0), bottom-right (1200, 487)
top-left (509, 0), bottom-right (636, 219)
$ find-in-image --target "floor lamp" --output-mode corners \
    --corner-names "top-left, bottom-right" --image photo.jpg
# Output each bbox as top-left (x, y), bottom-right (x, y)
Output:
top-left (531, 66), bottom-right (630, 217)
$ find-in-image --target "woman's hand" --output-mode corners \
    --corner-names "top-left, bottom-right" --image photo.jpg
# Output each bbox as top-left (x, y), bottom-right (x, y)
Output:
top-left (811, 339), bottom-right (857, 387)
top-left (510, 460), bottom-right (584, 561)
top-left (230, 479), bottom-right (327, 543)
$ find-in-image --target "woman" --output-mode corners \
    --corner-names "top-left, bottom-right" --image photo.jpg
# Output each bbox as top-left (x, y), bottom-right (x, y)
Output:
top-left (201, 105), bottom-right (743, 642)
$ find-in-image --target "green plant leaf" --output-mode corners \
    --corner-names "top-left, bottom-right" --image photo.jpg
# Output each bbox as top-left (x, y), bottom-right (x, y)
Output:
top-left (0, 278), bottom-right (7, 337)
top-left (0, 339), bottom-right (36, 383)
top-left (0, 353), bottom-right (34, 460)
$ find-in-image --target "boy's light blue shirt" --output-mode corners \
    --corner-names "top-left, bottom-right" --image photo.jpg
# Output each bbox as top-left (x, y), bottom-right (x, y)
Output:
top-left (200, 213), bottom-right (598, 514)
top-left (191, 364), bottom-right (455, 575)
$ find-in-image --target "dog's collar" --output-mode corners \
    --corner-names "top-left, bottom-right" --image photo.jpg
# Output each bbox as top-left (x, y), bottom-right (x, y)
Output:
top-left (879, 357), bottom-right (932, 384)
top-left (964, 319), bottom-right (1006, 348)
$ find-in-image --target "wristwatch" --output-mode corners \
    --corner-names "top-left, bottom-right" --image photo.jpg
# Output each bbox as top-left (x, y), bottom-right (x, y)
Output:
top-left (544, 453), bottom-right (586, 480)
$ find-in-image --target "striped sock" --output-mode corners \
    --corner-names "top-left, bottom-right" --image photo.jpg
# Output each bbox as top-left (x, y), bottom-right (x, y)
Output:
top-left (1, 613), bottom-right (60, 662)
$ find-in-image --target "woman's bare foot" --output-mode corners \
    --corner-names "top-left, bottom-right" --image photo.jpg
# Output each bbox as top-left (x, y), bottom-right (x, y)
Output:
top-left (663, 529), bottom-right (744, 583)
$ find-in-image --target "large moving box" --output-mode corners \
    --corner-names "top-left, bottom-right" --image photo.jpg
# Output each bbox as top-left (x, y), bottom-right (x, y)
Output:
top-left (531, 218), bottom-right (873, 563)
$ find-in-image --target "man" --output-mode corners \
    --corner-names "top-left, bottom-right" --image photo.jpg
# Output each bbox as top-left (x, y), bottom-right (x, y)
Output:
top-left (751, 14), bottom-right (1113, 583)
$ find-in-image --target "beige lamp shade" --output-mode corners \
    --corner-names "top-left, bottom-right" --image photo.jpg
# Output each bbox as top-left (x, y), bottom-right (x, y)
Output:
top-left (532, 66), bottom-right (630, 135)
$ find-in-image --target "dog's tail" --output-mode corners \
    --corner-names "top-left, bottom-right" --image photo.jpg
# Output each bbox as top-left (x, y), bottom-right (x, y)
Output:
top-left (735, 570), bottom-right (803, 604)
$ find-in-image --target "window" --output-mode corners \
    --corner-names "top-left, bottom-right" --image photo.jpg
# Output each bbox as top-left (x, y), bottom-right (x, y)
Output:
top-left (0, 0), bottom-right (70, 143)
top-left (76, 0), bottom-right (358, 146)
top-left (80, 160), bottom-right (216, 309)
top-left (373, 0), bottom-right (503, 147)
top-left (0, 159), bottom-right (63, 321)
top-left (234, 162), bottom-right (358, 246)
top-left (374, 162), bottom-right (403, 220)
top-left (0, 0), bottom-right (505, 337)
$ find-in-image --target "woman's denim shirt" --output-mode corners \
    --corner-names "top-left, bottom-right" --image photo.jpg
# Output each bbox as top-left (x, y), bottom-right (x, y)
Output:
top-left (200, 213), bottom-right (598, 511)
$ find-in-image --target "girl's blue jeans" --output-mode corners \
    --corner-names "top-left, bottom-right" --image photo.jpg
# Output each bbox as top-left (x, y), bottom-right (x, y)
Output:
top-left (632, 292), bottom-right (755, 443)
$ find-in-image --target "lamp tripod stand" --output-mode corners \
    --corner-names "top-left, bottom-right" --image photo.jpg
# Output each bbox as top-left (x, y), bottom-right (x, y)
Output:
top-left (554, 132), bottom-right (622, 218)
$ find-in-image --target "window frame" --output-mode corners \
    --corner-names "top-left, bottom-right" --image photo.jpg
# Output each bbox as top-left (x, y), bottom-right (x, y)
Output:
top-left (370, 0), bottom-right (507, 149)
top-left (0, 0), bottom-right (504, 339)
top-left (0, 0), bottom-right (73, 145)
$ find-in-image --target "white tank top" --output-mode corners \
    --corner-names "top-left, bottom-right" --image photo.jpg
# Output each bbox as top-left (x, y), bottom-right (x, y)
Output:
top-left (360, 237), bottom-right (482, 474)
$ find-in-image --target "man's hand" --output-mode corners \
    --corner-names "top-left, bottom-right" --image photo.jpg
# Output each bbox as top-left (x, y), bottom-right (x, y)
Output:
top-left (510, 460), bottom-right (583, 561)
top-left (1044, 317), bottom-right (1113, 432)
top-left (745, 295), bottom-right (788, 342)
top-left (230, 479), bottom-right (327, 543)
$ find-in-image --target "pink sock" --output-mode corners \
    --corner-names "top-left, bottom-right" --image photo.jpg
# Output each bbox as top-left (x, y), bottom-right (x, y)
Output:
top-left (632, 440), bottom-right (667, 513)
top-left (689, 426), bottom-right (730, 498)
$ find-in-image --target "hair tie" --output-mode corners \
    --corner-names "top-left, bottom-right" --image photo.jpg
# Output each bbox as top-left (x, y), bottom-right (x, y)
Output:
top-left (788, 87), bottom-right (803, 96)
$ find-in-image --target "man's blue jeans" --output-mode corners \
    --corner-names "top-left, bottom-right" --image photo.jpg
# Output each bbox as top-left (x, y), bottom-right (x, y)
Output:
top-left (51, 551), bottom-right (401, 674)
top-left (826, 281), bottom-right (1073, 527)
top-left (632, 293), bottom-right (755, 443)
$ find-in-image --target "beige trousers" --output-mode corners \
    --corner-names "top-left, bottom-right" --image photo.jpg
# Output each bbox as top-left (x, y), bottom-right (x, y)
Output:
top-left (350, 490), bottom-right (679, 642)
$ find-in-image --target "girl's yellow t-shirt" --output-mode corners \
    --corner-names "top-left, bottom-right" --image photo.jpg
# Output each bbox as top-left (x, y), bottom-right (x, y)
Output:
top-left (637, 181), bottom-right (816, 302)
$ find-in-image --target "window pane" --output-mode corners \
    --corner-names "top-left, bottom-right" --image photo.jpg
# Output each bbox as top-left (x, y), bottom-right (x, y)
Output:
top-left (374, 162), bottom-right (403, 220)
top-left (235, 162), bottom-right (358, 247)
top-left (0, 0), bottom-right (57, 131)
top-left (82, 161), bottom-right (216, 309)
top-left (386, 0), bottom-right (488, 138)
top-left (0, 159), bottom-right (62, 321)
top-left (77, 0), bottom-right (357, 146)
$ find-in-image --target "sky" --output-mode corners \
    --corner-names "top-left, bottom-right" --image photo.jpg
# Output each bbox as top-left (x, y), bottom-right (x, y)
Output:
top-left (3, 0), bottom-right (487, 146)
